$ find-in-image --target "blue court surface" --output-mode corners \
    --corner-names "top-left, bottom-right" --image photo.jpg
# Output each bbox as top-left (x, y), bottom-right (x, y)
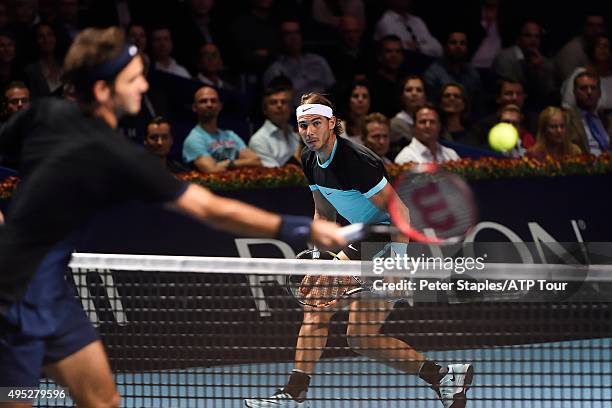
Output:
top-left (38, 338), bottom-right (611, 407)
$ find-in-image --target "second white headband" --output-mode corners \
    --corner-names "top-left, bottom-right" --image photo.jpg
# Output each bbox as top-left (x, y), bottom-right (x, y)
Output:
top-left (296, 104), bottom-right (333, 119)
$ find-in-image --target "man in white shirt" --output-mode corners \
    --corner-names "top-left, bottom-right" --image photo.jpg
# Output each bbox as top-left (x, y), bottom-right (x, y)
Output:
top-left (394, 104), bottom-right (459, 164)
top-left (150, 27), bottom-right (191, 79)
top-left (196, 42), bottom-right (236, 91)
top-left (373, 0), bottom-right (442, 58)
top-left (555, 14), bottom-right (607, 81)
top-left (249, 83), bottom-right (301, 167)
top-left (492, 21), bottom-right (555, 111)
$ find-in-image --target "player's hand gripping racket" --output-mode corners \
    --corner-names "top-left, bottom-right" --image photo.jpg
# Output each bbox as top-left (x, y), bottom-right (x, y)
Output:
top-left (340, 163), bottom-right (478, 244)
top-left (286, 249), bottom-right (369, 308)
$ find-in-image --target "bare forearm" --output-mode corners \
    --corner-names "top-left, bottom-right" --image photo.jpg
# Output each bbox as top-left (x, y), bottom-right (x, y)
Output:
top-left (207, 165), bottom-right (227, 173)
top-left (194, 158), bottom-right (229, 173)
top-left (234, 156), bottom-right (262, 168)
top-left (174, 185), bottom-right (347, 250)
top-left (194, 163), bottom-right (227, 173)
top-left (207, 197), bottom-right (281, 236)
top-left (175, 184), bottom-right (281, 237)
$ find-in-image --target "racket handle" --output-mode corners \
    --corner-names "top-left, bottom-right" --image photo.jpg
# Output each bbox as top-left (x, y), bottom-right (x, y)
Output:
top-left (339, 223), bottom-right (366, 242)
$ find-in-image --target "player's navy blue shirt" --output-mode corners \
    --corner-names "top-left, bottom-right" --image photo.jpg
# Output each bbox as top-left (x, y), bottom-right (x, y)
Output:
top-left (0, 99), bottom-right (187, 308)
top-left (301, 136), bottom-right (390, 225)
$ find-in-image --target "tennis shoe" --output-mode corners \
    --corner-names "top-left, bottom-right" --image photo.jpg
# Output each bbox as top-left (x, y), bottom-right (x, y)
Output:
top-left (434, 364), bottom-right (474, 408)
top-left (244, 389), bottom-right (309, 407)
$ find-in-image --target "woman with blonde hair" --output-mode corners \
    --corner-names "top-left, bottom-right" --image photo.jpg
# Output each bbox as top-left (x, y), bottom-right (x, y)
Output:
top-left (526, 106), bottom-right (582, 160)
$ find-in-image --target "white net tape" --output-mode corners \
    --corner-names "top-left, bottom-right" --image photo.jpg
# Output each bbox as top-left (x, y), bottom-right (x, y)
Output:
top-left (69, 252), bottom-right (612, 282)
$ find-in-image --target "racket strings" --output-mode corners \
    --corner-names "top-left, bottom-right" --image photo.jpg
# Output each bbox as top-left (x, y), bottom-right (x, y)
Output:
top-left (395, 173), bottom-right (476, 239)
top-left (290, 274), bottom-right (360, 307)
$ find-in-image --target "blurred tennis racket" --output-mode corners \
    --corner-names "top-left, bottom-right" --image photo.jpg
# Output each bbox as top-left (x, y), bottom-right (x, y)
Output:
top-left (340, 163), bottom-right (478, 244)
top-left (286, 248), bottom-right (369, 308)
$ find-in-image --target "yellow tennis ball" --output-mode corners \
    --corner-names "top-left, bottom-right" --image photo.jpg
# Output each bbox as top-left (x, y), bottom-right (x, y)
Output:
top-left (488, 123), bottom-right (519, 152)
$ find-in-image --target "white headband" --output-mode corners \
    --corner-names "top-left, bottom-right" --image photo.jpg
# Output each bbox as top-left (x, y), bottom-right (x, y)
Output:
top-left (296, 104), bottom-right (333, 119)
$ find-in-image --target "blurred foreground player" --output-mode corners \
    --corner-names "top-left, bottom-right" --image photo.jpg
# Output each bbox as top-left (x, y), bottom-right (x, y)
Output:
top-left (0, 28), bottom-right (346, 407)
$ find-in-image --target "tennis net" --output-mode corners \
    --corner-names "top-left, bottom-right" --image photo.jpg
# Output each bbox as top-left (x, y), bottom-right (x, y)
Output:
top-left (35, 252), bottom-right (612, 407)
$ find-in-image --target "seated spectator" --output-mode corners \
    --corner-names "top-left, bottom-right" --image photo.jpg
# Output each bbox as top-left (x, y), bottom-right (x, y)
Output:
top-left (182, 0), bottom-right (218, 42)
top-left (195, 42), bottom-right (237, 91)
top-left (469, 0), bottom-right (501, 70)
top-left (390, 75), bottom-right (427, 147)
top-left (143, 116), bottom-right (188, 173)
top-left (5, 0), bottom-right (40, 64)
top-left (561, 35), bottom-right (611, 110)
top-left (24, 23), bottom-right (65, 97)
top-left (228, 0), bottom-right (278, 73)
top-left (369, 35), bottom-right (405, 118)
top-left (326, 15), bottom-right (368, 82)
top-left (127, 23), bottom-right (150, 73)
top-left (0, 81), bottom-right (31, 168)
top-left (438, 83), bottom-right (476, 146)
top-left (373, 0), bottom-right (442, 58)
top-left (493, 20), bottom-right (557, 112)
top-left (248, 82), bottom-right (301, 167)
top-left (394, 103), bottom-right (460, 164)
top-left (362, 112), bottom-right (392, 163)
top-left (263, 20), bottom-right (335, 106)
top-left (312, 0), bottom-right (365, 30)
top-left (183, 85), bottom-right (262, 172)
top-left (555, 13), bottom-right (606, 82)
top-left (127, 23), bottom-right (147, 52)
top-left (0, 32), bottom-right (22, 91)
top-left (1, 81), bottom-right (30, 123)
top-left (150, 27), bottom-right (191, 79)
top-left (424, 30), bottom-right (483, 109)
top-left (497, 104), bottom-right (535, 157)
top-left (126, 24), bottom-right (151, 75)
top-left (472, 78), bottom-right (536, 148)
top-left (38, 0), bottom-right (58, 24)
top-left (16, 0), bottom-right (40, 22)
top-left (526, 106), bottom-right (581, 160)
top-left (0, 2), bottom-right (8, 32)
top-left (86, 0), bottom-right (146, 29)
top-left (565, 72), bottom-right (610, 155)
top-left (338, 81), bottom-right (371, 144)
top-left (172, 0), bottom-right (223, 74)
top-left (56, 0), bottom-right (83, 41)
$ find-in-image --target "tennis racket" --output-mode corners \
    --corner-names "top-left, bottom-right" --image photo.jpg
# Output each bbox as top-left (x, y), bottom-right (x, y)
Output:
top-left (286, 248), bottom-right (369, 308)
top-left (340, 163), bottom-right (478, 244)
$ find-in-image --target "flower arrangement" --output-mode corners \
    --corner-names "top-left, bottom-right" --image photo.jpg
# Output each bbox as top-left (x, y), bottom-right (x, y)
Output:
top-left (0, 176), bottom-right (19, 201)
top-left (177, 164), bottom-right (309, 190)
top-left (178, 153), bottom-right (612, 190)
top-left (1, 154), bottom-right (610, 199)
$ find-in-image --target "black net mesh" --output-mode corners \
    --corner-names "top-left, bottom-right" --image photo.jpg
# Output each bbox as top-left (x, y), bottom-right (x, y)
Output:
top-left (32, 255), bottom-right (612, 407)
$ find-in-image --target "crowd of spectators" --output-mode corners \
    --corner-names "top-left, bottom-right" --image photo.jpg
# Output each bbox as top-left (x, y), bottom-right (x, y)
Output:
top-left (0, 0), bottom-right (610, 173)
